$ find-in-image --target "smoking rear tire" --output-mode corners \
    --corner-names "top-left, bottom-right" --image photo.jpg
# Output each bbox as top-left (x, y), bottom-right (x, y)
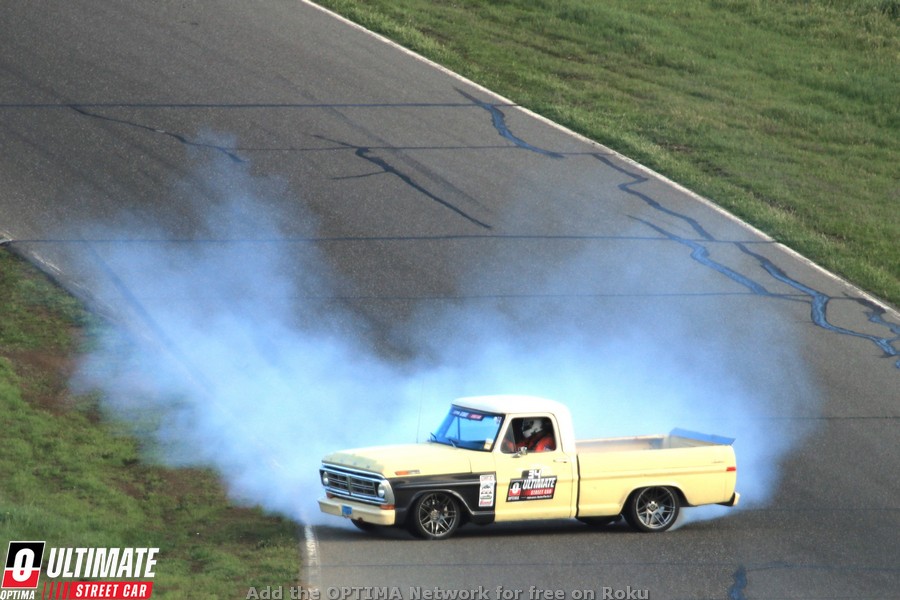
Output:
top-left (625, 487), bottom-right (679, 532)
top-left (409, 492), bottom-right (461, 540)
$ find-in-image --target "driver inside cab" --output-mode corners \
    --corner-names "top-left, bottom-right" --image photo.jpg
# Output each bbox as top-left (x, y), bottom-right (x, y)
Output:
top-left (501, 417), bottom-right (557, 453)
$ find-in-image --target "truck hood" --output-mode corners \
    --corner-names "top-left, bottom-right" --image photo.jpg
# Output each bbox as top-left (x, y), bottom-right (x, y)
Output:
top-left (321, 442), bottom-right (473, 477)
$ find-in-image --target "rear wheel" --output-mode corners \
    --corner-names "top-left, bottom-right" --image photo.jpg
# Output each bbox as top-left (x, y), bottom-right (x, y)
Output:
top-left (625, 487), bottom-right (679, 532)
top-left (409, 492), bottom-right (461, 540)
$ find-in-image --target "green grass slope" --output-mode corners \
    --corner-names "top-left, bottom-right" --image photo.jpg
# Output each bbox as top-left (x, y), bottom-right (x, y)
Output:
top-left (0, 247), bottom-right (299, 598)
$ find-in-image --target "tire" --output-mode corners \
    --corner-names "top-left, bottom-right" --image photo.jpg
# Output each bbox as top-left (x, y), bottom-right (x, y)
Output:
top-left (409, 492), bottom-right (462, 540)
top-left (625, 487), bottom-right (680, 532)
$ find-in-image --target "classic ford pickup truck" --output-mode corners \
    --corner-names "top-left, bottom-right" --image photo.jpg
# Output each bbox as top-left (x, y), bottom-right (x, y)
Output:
top-left (318, 395), bottom-right (739, 539)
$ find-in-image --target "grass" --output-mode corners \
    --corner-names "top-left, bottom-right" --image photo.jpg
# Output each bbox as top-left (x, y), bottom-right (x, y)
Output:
top-left (0, 247), bottom-right (299, 598)
top-left (314, 0), bottom-right (899, 308)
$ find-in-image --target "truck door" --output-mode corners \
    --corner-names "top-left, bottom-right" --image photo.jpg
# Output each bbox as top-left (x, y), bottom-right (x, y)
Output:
top-left (492, 416), bottom-right (577, 521)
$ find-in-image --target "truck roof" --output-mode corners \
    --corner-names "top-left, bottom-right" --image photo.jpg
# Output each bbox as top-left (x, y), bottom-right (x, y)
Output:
top-left (454, 394), bottom-right (571, 417)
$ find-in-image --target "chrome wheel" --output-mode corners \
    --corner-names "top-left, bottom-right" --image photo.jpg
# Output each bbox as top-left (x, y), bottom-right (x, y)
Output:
top-left (411, 492), bottom-right (460, 540)
top-left (627, 487), bottom-right (679, 532)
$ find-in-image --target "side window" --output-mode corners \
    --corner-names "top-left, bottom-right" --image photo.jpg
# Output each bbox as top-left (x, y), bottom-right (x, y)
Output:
top-left (500, 420), bottom-right (519, 454)
top-left (500, 417), bottom-right (557, 453)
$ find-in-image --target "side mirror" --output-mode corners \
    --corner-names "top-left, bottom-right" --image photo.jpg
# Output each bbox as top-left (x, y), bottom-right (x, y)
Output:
top-left (514, 446), bottom-right (528, 458)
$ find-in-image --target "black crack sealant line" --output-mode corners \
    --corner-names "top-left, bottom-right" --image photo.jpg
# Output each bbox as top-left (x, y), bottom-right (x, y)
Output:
top-left (591, 153), bottom-right (900, 370)
top-left (68, 105), bottom-right (246, 164)
top-left (315, 134), bottom-right (492, 230)
top-left (636, 217), bottom-right (772, 297)
top-left (592, 154), bottom-right (718, 244)
top-left (737, 243), bottom-right (900, 368)
top-left (457, 88), bottom-right (565, 159)
top-left (728, 565), bottom-right (748, 600)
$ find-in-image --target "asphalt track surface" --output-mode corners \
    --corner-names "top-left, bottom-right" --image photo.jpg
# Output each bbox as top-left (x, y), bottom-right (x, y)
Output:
top-left (1, 3), bottom-right (898, 599)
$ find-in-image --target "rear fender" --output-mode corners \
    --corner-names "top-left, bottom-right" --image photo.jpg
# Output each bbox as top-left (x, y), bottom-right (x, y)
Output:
top-left (623, 483), bottom-right (687, 509)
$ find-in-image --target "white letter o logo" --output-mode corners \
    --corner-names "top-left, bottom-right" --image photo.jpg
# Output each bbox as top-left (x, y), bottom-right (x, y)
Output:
top-left (12, 548), bottom-right (35, 582)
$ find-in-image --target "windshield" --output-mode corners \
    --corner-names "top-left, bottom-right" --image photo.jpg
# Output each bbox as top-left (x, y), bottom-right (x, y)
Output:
top-left (430, 406), bottom-right (504, 451)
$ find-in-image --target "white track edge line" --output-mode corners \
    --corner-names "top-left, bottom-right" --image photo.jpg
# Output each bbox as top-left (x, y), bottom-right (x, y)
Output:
top-left (300, 522), bottom-right (322, 592)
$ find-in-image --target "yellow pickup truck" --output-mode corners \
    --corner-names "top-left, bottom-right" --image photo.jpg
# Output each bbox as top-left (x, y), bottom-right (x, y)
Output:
top-left (318, 395), bottom-right (739, 539)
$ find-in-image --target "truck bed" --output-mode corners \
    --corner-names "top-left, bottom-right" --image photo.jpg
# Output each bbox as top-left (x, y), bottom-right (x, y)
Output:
top-left (576, 428), bottom-right (736, 454)
top-left (573, 428), bottom-right (738, 518)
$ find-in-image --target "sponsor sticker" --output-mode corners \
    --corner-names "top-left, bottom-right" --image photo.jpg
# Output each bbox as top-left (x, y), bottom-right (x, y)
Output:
top-left (478, 474), bottom-right (496, 508)
top-left (451, 409), bottom-right (484, 421)
top-left (506, 469), bottom-right (557, 502)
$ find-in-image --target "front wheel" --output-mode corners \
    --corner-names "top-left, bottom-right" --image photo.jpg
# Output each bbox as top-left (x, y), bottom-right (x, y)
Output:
top-left (409, 492), bottom-right (461, 540)
top-left (625, 487), bottom-right (679, 532)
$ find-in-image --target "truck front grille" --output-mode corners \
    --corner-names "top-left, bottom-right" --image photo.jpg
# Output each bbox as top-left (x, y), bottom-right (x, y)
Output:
top-left (321, 465), bottom-right (385, 505)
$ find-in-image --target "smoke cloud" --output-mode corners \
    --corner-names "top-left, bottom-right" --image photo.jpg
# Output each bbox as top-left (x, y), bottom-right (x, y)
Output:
top-left (70, 153), bottom-right (818, 525)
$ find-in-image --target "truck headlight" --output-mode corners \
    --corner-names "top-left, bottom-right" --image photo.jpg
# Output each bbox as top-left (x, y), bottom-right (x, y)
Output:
top-left (321, 472), bottom-right (329, 487)
top-left (377, 482), bottom-right (387, 498)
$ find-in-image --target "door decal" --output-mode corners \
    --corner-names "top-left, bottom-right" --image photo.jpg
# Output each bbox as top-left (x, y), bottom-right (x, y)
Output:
top-left (479, 473), bottom-right (496, 507)
top-left (506, 469), bottom-right (557, 502)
